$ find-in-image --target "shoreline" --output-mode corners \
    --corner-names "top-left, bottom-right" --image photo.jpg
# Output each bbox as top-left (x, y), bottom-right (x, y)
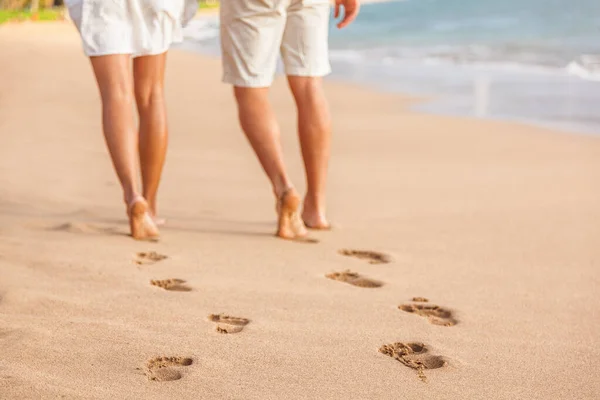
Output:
top-left (179, 12), bottom-right (600, 137)
top-left (1, 22), bottom-right (599, 400)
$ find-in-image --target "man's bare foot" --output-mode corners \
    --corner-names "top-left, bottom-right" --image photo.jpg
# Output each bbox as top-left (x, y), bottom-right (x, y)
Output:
top-left (128, 196), bottom-right (159, 240)
top-left (276, 188), bottom-right (308, 240)
top-left (302, 198), bottom-right (330, 230)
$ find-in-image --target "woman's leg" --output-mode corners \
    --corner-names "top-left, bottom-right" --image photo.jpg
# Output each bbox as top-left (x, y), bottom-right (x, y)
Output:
top-left (90, 55), bottom-right (158, 239)
top-left (133, 52), bottom-right (168, 222)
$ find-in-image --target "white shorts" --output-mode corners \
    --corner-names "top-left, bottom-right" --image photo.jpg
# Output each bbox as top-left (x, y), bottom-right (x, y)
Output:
top-left (65, 0), bottom-right (197, 58)
top-left (220, 0), bottom-right (332, 87)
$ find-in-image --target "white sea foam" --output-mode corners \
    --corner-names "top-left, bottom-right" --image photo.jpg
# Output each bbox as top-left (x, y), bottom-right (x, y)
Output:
top-left (566, 55), bottom-right (600, 82)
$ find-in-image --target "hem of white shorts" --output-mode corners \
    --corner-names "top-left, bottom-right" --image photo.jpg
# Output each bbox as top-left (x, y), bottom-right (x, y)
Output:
top-left (285, 67), bottom-right (332, 78)
top-left (222, 74), bottom-right (275, 88)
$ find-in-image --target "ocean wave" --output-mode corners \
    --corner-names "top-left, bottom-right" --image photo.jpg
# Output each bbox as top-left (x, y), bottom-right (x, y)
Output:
top-left (566, 55), bottom-right (600, 82)
top-left (328, 46), bottom-right (600, 82)
top-left (183, 17), bottom-right (220, 42)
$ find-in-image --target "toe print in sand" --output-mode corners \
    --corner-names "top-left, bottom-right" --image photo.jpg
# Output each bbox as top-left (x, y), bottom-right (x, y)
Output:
top-left (338, 249), bottom-right (391, 264)
top-left (208, 314), bottom-right (250, 334)
top-left (325, 270), bottom-right (383, 288)
top-left (379, 342), bottom-right (446, 382)
top-left (399, 300), bottom-right (457, 326)
top-left (134, 251), bottom-right (167, 265)
top-left (411, 297), bottom-right (429, 302)
top-left (150, 279), bottom-right (192, 292)
top-left (144, 356), bottom-right (193, 382)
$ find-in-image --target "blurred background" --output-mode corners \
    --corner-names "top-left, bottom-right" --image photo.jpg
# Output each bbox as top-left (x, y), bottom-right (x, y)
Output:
top-left (2, 0), bottom-right (599, 134)
top-left (179, 0), bottom-right (600, 135)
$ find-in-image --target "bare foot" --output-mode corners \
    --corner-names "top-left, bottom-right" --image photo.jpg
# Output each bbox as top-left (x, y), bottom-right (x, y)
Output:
top-left (152, 216), bottom-right (166, 227)
top-left (128, 197), bottom-right (159, 241)
top-left (276, 188), bottom-right (308, 240)
top-left (302, 197), bottom-right (330, 230)
top-left (147, 204), bottom-right (166, 226)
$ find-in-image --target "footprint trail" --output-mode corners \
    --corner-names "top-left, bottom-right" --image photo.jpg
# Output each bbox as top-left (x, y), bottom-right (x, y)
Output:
top-left (325, 270), bottom-right (383, 288)
top-left (338, 249), bottom-right (391, 264)
top-left (135, 251), bottom-right (167, 265)
top-left (144, 356), bottom-right (193, 382)
top-left (399, 302), bottom-right (457, 326)
top-left (208, 314), bottom-right (250, 334)
top-left (150, 279), bottom-right (192, 292)
top-left (379, 342), bottom-right (446, 382)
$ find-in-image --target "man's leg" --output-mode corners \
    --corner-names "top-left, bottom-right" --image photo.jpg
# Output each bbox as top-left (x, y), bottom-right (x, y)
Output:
top-left (282, 0), bottom-right (332, 229)
top-left (234, 86), bottom-right (307, 239)
top-left (287, 76), bottom-right (332, 229)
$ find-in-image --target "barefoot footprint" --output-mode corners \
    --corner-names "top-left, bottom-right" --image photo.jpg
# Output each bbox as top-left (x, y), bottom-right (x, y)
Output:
top-left (325, 270), bottom-right (383, 288)
top-left (338, 249), bottom-right (391, 264)
top-left (134, 251), bottom-right (167, 265)
top-left (150, 279), bottom-right (192, 292)
top-left (51, 222), bottom-right (117, 235)
top-left (379, 342), bottom-right (446, 382)
top-left (208, 314), bottom-right (250, 334)
top-left (398, 302), bottom-right (457, 326)
top-left (144, 356), bottom-right (193, 382)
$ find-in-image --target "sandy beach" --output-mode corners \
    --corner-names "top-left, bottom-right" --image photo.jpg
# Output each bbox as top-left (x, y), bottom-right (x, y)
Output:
top-left (1, 22), bottom-right (599, 399)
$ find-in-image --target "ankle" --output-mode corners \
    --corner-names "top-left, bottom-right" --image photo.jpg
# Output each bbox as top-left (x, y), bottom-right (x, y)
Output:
top-left (273, 179), bottom-right (294, 199)
top-left (144, 197), bottom-right (157, 216)
top-left (304, 193), bottom-right (325, 211)
top-left (124, 192), bottom-right (142, 207)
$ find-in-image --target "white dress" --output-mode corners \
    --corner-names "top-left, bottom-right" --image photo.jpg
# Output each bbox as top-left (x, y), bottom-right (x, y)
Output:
top-left (65, 0), bottom-right (197, 57)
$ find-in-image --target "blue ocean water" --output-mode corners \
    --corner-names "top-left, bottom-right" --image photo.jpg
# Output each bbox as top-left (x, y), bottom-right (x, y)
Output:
top-left (178, 0), bottom-right (600, 134)
top-left (330, 0), bottom-right (600, 71)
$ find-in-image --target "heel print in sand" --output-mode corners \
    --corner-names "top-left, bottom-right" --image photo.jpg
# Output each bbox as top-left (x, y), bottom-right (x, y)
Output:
top-left (338, 249), bottom-right (391, 264)
top-left (379, 342), bottom-right (446, 382)
top-left (325, 270), bottom-right (383, 288)
top-left (144, 356), bottom-right (193, 382)
top-left (398, 300), bottom-right (457, 326)
top-left (208, 314), bottom-right (250, 334)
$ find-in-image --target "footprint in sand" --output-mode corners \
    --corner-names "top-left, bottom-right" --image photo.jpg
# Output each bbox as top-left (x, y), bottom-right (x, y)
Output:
top-left (398, 302), bottom-right (457, 326)
top-left (134, 251), bottom-right (167, 265)
top-left (150, 279), bottom-right (192, 292)
top-left (379, 342), bottom-right (446, 382)
top-left (208, 314), bottom-right (250, 334)
top-left (51, 222), bottom-right (116, 235)
top-left (325, 270), bottom-right (383, 288)
top-left (144, 356), bottom-right (193, 382)
top-left (338, 249), bottom-right (391, 264)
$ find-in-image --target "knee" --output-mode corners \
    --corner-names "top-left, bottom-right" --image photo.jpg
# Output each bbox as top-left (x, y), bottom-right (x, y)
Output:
top-left (101, 81), bottom-right (134, 107)
top-left (135, 84), bottom-right (165, 110)
top-left (291, 78), bottom-right (326, 109)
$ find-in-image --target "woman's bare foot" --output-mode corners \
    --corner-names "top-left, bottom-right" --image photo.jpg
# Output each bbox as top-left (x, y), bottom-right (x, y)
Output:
top-left (154, 217), bottom-right (166, 226)
top-left (150, 213), bottom-right (166, 227)
top-left (276, 188), bottom-right (308, 240)
top-left (146, 202), bottom-right (166, 226)
top-left (128, 196), bottom-right (159, 240)
top-left (302, 197), bottom-right (330, 230)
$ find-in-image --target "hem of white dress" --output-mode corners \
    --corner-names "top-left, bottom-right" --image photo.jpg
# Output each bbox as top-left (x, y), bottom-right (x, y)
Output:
top-left (84, 45), bottom-right (171, 58)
